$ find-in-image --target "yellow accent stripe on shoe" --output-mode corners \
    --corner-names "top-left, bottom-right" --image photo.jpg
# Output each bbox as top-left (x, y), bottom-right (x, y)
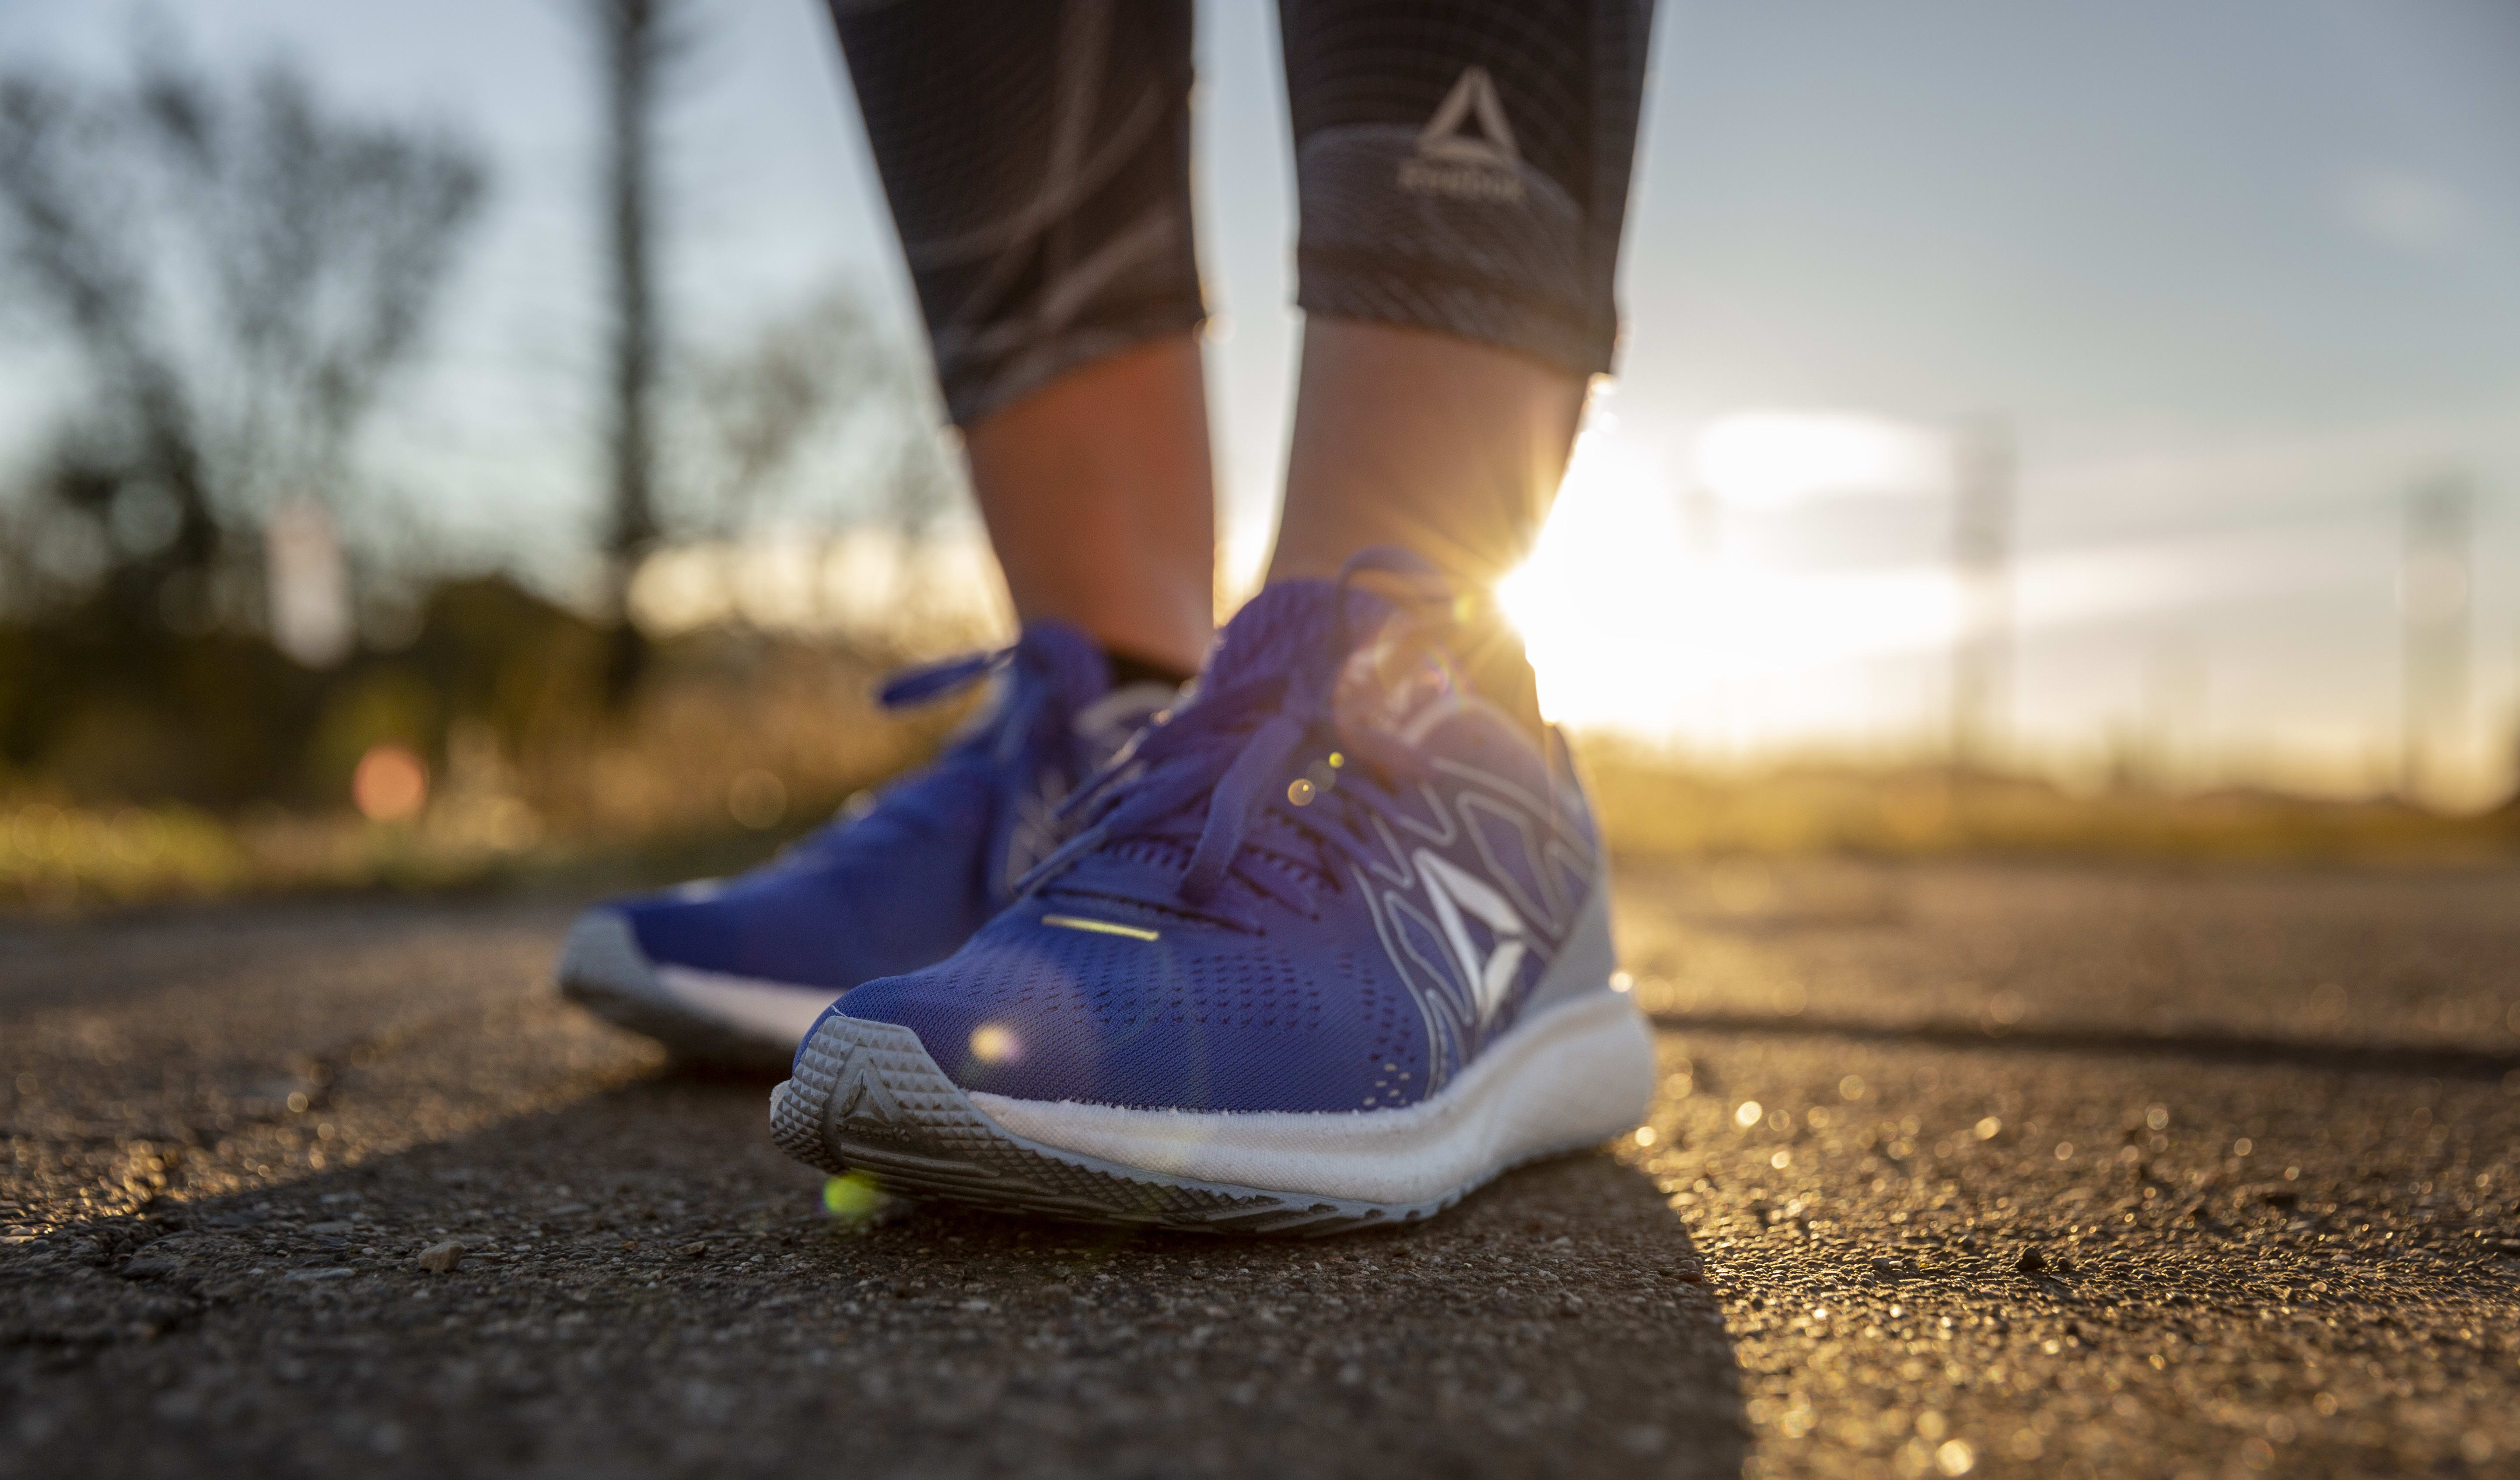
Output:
top-left (1040, 915), bottom-right (1160, 942)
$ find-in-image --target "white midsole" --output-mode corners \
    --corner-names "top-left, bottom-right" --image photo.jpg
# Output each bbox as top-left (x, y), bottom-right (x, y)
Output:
top-left (968, 988), bottom-right (1656, 1206)
top-left (652, 965), bottom-right (837, 1047)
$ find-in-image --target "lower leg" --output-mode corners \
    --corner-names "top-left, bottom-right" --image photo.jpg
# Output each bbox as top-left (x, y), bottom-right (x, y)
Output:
top-left (829, 0), bottom-right (1210, 675)
top-left (1268, 320), bottom-right (1585, 731)
top-left (1265, 319), bottom-right (1586, 593)
top-left (1268, 0), bottom-right (1649, 592)
top-left (965, 334), bottom-right (1216, 678)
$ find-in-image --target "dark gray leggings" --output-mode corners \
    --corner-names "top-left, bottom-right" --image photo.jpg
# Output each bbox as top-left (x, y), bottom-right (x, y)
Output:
top-left (826, 0), bottom-right (1653, 426)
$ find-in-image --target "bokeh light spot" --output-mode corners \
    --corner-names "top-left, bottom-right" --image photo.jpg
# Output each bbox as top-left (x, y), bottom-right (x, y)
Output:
top-left (727, 769), bottom-right (788, 829)
top-left (352, 743), bottom-right (428, 822)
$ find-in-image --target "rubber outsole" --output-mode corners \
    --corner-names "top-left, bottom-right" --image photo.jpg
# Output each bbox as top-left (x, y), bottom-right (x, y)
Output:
top-left (555, 912), bottom-right (819, 1074)
top-left (768, 992), bottom-right (1656, 1236)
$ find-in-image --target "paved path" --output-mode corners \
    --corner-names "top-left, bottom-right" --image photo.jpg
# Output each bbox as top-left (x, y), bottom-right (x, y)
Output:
top-left (4, 861), bottom-right (2518, 1477)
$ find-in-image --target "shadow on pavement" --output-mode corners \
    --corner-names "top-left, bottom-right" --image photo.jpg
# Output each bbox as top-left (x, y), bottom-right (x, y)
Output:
top-left (5, 1067), bottom-right (1746, 1480)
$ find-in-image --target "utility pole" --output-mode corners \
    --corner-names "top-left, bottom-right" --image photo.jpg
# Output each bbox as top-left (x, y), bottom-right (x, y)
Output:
top-left (1949, 418), bottom-right (2014, 773)
top-left (2399, 472), bottom-right (2473, 803)
top-left (2142, 635), bottom-right (2205, 792)
top-left (1681, 480), bottom-right (1722, 563)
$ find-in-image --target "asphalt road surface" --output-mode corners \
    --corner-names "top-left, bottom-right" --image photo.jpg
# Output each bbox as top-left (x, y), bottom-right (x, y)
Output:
top-left (5, 859), bottom-right (2519, 1478)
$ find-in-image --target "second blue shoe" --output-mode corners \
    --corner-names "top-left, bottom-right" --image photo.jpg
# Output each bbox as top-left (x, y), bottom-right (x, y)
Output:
top-left (556, 622), bottom-right (1176, 1070)
top-left (770, 559), bottom-right (1654, 1231)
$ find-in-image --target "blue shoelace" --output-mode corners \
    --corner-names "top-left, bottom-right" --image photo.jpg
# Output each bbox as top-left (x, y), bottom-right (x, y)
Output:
top-left (1018, 550), bottom-right (1451, 933)
top-left (785, 635), bottom-right (1075, 905)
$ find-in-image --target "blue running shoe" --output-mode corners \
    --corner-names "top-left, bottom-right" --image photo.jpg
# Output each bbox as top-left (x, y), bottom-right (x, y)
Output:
top-left (557, 622), bottom-right (1176, 1071)
top-left (770, 557), bottom-right (1654, 1232)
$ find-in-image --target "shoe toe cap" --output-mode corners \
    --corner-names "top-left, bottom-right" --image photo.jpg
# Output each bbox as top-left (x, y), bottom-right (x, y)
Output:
top-left (836, 954), bottom-right (1104, 1099)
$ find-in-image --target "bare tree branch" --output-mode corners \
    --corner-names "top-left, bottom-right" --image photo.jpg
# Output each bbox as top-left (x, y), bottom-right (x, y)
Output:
top-left (0, 45), bottom-right (487, 635)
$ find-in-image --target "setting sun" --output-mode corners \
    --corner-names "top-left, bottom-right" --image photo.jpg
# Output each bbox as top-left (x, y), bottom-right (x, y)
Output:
top-left (1499, 422), bottom-right (1963, 744)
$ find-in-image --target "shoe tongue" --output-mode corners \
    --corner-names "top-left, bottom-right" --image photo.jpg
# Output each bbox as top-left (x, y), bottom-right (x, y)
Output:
top-left (1197, 579), bottom-right (1393, 698)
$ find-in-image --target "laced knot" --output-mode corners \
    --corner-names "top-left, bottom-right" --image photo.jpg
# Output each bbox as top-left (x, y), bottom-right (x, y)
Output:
top-left (814, 633), bottom-right (1076, 904)
top-left (875, 635), bottom-right (1067, 764)
top-left (1015, 548), bottom-right (1454, 930)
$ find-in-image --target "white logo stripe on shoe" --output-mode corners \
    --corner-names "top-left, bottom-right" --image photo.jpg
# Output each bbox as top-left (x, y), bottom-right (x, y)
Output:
top-left (1414, 848), bottom-right (1528, 1025)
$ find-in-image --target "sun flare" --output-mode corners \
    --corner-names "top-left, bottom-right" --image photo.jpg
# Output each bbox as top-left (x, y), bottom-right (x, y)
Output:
top-left (1498, 425), bottom-right (1963, 743)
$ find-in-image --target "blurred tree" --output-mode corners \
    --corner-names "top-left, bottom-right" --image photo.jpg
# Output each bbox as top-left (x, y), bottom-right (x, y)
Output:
top-left (0, 48), bottom-right (485, 642)
top-left (658, 283), bottom-right (966, 642)
top-left (674, 285), bottom-right (954, 538)
top-left (586, 0), bottom-right (696, 707)
top-left (681, 287), bottom-right (883, 539)
top-left (0, 45), bottom-right (486, 803)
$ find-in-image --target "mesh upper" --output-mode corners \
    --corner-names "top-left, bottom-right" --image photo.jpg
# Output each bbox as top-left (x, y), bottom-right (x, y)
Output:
top-left (828, 581), bottom-right (1604, 1115)
top-left (837, 898), bottom-right (1432, 1114)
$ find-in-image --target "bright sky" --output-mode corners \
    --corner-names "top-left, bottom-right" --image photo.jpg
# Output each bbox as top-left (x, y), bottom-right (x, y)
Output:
top-left (4, 1), bottom-right (2518, 801)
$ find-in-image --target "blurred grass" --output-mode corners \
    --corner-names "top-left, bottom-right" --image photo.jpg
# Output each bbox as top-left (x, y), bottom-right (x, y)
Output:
top-left (5, 567), bottom-right (2512, 911)
top-left (0, 802), bottom-right (252, 905)
top-left (1580, 743), bottom-right (2519, 866)
top-left (0, 798), bottom-right (857, 910)
top-left (0, 751), bottom-right (930, 911)
top-left (0, 579), bottom-right (969, 909)
top-left (8, 727), bottom-right (2515, 912)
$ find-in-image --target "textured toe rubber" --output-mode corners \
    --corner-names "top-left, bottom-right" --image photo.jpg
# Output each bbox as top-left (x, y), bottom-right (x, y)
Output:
top-left (556, 912), bottom-right (830, 1073)
top-left (768, 990), bottom-right (1656, 1236)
